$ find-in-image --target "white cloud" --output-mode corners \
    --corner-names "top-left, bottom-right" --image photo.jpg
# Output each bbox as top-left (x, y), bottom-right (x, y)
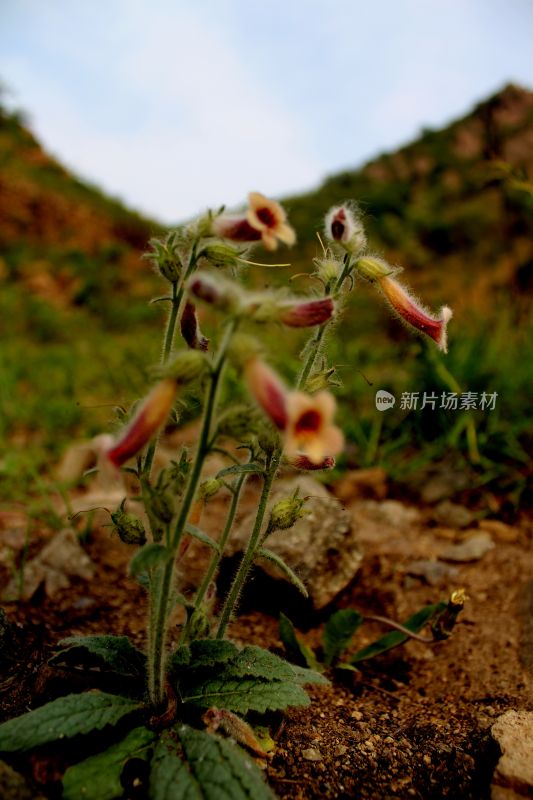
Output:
top-left (0, 3), bottom-right (320, 222)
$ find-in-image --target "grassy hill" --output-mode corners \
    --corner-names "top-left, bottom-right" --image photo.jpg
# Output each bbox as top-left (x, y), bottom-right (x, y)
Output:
top-left (1, 85), bottom-right (531, 504)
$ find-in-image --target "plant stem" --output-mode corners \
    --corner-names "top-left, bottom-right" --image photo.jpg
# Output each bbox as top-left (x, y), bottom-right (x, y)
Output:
top-left (180, 469), bottom-right (248, 644)
top-left (147, 319), bottom-right (235, 705)
top-left (216, 450), bottom-right (280, 639)
top-left (298, 324), bottom-right (327, 389)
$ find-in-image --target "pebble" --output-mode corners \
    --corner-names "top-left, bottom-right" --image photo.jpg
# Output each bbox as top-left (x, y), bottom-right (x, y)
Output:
top-left (334, 745), bottom-right (348, 756)
top-left (302, 747), bottom-right (322, 762)
top-left (440, 531), bottom-right (494, 562)
top-left (479, 519), bottom-right (519, 543)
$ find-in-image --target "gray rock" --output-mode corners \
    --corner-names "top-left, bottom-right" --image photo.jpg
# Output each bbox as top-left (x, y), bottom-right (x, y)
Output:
top-left (440, 531), bottom-right (495, 563)
top-left (226, 477), bottom-right (362, 609)
top-left (404, 559), bottom-right (459, 586)
top-left (491, 710), bottom-right (533, 799)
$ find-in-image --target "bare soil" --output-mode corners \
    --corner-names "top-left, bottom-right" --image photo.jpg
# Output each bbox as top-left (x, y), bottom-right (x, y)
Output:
top-left (1, 478), bottom-right (532, 799)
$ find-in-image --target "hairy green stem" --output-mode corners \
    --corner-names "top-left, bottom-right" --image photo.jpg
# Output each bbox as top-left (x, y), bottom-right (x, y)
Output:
top-left (147, 320), bottom-right (235, 705)
top-left (216, 451), bottom-right (280, 639)
top-left (181, 469), bottom-right (248, 644)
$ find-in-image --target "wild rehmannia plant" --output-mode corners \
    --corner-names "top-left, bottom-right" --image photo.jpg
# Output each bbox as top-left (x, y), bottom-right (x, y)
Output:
top-left (0, 194), bottom-right (455, 799)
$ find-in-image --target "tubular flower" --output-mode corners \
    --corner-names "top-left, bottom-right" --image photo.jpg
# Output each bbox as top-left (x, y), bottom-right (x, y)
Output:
top-left (278, 297), bottom-right (335, 328)
top-left (243, 357), bottom-right (288, 431)
top-left (284, 391), bottom-right (344, 465)
top-left (284, 454), bottom-right (336, 471)
top-left (212, 192), bottom-right (296, 251)
top-left (180, 301), bottom-right (209, 351)
top-left (378, 275), bottom-right (453, 353)
top-left (106, 378), bottom-right (177, 467)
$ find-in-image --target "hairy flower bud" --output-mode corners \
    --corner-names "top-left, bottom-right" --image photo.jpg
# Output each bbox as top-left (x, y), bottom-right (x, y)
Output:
top-left (106, 379), bottom-right (178, 468)
top-left (267, 492), bottom-right (306, 534)
top-left (199, 478), bottom-right (223, 501)
top-left (378, 275), bottom-right (453, 352)
top-left (324, 204), bottom-right (367, 255)
top-left (217, 404), bottom-right (264, 441)
top-left (200, 242), bottom-right (243, 268)
top-left (244, 357), bottom-right (289, 431)
top-left (278, 297), bottom-right (335, 328)
top-left (164, 350), bottom-right (209, 385)
top-left (180, 301), bottom-right (209, 351)
top-left (111, 502), bottom-right (147, 545)
top-left (187, 272), bottom-right (242, 314)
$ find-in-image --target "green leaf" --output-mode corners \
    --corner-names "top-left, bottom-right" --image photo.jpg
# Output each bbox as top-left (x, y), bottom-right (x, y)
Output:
top-left (322, 609), bottom-right (364, 666)
top-left (49, 635), bottom-right (146, 678)
top-left (288, 665), bottom-right (329, 685)
top-left (220, 645), bottom-right (297, 681)
top-left (216, 463), bottom-right (264, 479)
top-left (279, 613), bottom-right (321, 671)
top-left (185, 524), bottom-right (219, 551)
top-left (0, 692), bottom-right (141, 752)
top-left (63, 726), bottom-right (154, 800)
top-left (149, 725), bottom-right (275, 800)
top-left (129, 543), bottom-right (168, 577)
top-left (182, 677), bottom-right (310, 714)
top-left (350, 603), bottom-right (447, 664)
top-left (257, 548), bottom-right (309, 598)
top-left (188, 639), bottom-right (239, 668)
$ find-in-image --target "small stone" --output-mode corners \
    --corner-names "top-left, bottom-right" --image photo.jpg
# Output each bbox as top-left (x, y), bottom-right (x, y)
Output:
top-left (432, 500), bottom-right (475, 528)
top-left (491, 710), bottom-right (533, 798)
top-left (302, 747), bottom-right (322, 761)
top-left (405, 559), bottom-right (459, 586)
top-left (441, 531), bottom-right (494, 562)
top-left (334, 744), bottom-right (348, 756)
top-left (351, 711), bottom-right (364, 721)
top-left (479, 519), bottom-right (519, 543)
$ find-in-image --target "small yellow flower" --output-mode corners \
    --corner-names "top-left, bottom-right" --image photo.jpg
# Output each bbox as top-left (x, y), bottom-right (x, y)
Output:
top-left (246, 192), bottom-right (296, 251)
top-left (284, 391), bottom-right (344, 465)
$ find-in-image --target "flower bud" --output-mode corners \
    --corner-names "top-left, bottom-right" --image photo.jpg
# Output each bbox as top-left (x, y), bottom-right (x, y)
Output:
top-left (244, 357), bottom-right (288, 431)
top-left (164, 350), bottom-right (209, 386)
top-left (111, 502), bottom-right (147, 545)
top-left (227, 334), bottom-right (263, 370)
top-left (200, 242), bottom-right (243, 268)
top-left (187, 272), bottom-right (242, 314)
top-left (187, 608), bottom-right (211, 639)
top-left (278, 297), bottom-right (335, 328)
top-left (148, 233), bottom-right (182, 283)
top-left (324, 204), bottom-right (367, 255)
top-left (377, 275), bottom-right (453, 352)
top-left (106, 379), bottom-right (177, 468)
top-left (315, 256), bottom-right (342, 286)
top-left (199, 478), bottom-right (223, 501)
top-left (180, 301), bottom-right (209, 351)
top-left (150, 491), bottom-right (175, 524)
top-left (267, 492), bottom-right (306, 534)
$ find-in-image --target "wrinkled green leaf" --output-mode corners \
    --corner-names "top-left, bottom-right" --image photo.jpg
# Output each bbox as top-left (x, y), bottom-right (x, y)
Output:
top-left (288, 664), bottom-right (329, 685)
top-left (49, 635), bottom-right (146, 678)
top-left (220, 645), bottom-right (296, 681)
top-left (350, 603), bottom-right (446, 664)
top-left (63, 726), bottom-right (154, 800)
top-left (188, 639), bottom-right (239, 668)
top-left (149, 725), bottom-right (275, 800)
top-left (129, 543), bottom-right (168, 577)
top-left (185, 524), bottom-right (219, 551)
top-left (257, 548), bottom-right (308, 597)
top-left (279, 613), bottom-right (321, 671)
top-left (182, 677), bottom-right (310, 714)
top-left (0, 692), bottom-right (141, 752)
top-left (323, 609), bottom-right (364, 666)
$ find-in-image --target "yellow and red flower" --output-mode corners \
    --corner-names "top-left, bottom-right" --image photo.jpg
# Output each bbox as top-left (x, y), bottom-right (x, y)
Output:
top-left (212, 192), bottom-right (296, 251)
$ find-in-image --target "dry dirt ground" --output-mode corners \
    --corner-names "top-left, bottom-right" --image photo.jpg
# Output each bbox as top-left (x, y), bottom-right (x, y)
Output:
top-left (0, 470), bottom-right (531, 799)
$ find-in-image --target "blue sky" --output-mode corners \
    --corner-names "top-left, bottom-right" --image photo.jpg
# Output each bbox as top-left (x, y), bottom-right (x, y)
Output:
top-left (1, 0), bottom-right (532, 223)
